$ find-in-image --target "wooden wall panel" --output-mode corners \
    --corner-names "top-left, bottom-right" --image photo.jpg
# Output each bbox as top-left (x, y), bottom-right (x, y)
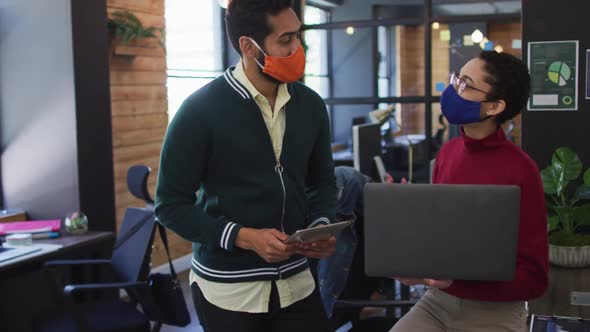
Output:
top-left (111, 85), bottom-right (167, 101)
top-left (112, 127), bottom-right (167, 147)
top-left (107, 0), bottom-right (192, 268)
top-left (108, 0), bottom-right (165, 15)
top-left (110, 56), bottom-right (167, 72)
top-left (111, 99), bottom-right (169, 116)
top-left (396, 25), bottom-right (449, 137)
top-left (110, 71), bottom-right (167, 86)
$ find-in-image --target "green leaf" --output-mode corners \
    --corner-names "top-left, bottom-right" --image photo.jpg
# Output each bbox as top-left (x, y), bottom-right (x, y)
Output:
top-left (573, 184), bottom-right (590, 204)
top-left (554, 206), bottom-right (576, 234)
top-left (552, 160), bottom-right (568, 195)
top-left (585, 169), bottom-right (590, 186)
top-left (541, 166), bottom-right (558, 194)
top-left (574, 204), bottom-right (590, 226)
top-left (108, 10), bottom-right (163, 48)
top-left (552, 147), bottom-right (583, 181)
top-left (548, 215), bottom-right (560, 232)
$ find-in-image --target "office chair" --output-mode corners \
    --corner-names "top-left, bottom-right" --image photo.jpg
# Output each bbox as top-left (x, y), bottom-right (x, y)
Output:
top-left (127, 165), bottom-right (154, 207)
top-left (34, 207), bottom-right (159, 332)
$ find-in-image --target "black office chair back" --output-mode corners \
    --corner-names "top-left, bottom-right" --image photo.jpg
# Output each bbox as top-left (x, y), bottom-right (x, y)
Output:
top-left (127, 165), bottom-right (154, 206)
top-left (111, 207), bottom-right (157, 283)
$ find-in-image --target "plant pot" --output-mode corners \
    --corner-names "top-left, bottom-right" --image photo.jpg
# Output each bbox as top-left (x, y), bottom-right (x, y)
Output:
top-left (549, 244), bottom-right (590, 268)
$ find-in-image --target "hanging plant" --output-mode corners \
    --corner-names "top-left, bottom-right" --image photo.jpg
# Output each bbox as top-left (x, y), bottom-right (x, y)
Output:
top-left (107, 10), bottom-right (165, 49)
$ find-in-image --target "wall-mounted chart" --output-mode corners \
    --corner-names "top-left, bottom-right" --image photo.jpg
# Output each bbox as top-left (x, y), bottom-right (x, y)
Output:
top-left (528, 40), bottom-right (578, 111)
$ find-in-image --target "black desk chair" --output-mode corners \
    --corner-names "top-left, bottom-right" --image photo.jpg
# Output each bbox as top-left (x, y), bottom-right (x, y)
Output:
top-left (34, 207), bottom-right (159, 332)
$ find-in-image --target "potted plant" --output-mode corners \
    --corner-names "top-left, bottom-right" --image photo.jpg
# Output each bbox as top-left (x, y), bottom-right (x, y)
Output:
top-left (107, 10), bottom-right (165, 56)
top-left (64, 212), bottom-right (89, 234)
top-left (541, 147), bottom-right (590, 267)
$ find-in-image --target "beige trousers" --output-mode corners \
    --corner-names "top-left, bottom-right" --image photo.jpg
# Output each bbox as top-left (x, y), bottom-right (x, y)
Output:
top-left (391, 288), bottom-right (527, 332)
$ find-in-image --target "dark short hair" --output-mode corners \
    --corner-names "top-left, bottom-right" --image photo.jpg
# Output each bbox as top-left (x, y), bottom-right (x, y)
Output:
top-left (225, 0), bottom-right (293, 56)
top-left (479, 50), bottom-right (531, 124)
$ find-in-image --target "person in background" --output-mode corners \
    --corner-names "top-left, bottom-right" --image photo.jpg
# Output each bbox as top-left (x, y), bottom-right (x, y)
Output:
top-left (155, 1), bottom-right (337, 331)
top-left (391, 51), bottom-right (548, 332)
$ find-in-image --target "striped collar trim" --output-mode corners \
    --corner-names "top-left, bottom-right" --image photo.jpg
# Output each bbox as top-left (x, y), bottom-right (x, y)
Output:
top-left (224, 68), bottom-right (252, 100)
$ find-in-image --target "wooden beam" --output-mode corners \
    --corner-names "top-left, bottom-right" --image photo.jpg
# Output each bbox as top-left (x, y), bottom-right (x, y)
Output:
top-left (111, 99), bottom-right (167, 116)
top-left (107, 8), bottom-right (165, 28)
top-left (112, 45), bottom-right (165, 58)
top-left (111, 85), bottom-right (167, 101)
top-left (113, 141), bottom-right (163, 162)
top-left (110, 55), bottom-right (167, 72)
top-left (111, 113), bottom-right (168, 133)
top-left (110, 71), bottom-right (167, 86)
top-left (112, 126), bottom-right (167, 147)
top-left (107, 0), bottom-right (165, 15)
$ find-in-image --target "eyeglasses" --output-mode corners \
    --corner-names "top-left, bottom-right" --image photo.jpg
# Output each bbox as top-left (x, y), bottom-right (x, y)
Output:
top-left (450, 72), bottom-right (491, 96)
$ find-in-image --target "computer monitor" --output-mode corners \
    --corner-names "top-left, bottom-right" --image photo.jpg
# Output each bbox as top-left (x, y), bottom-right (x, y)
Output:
top-left (352, 123), bottom-right (382, 179)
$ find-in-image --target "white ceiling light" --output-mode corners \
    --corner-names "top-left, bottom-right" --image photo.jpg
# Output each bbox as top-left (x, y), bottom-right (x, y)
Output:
top-left (471, 29), bottom-right (483, 44)
top-left (432, 22), bottom-right (440, 30)
top-left (346, 26), bottom-right (354, 35)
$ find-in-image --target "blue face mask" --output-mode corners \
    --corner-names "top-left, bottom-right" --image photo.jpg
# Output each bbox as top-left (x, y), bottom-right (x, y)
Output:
top-left (440, 84), bottom-right (488, 125)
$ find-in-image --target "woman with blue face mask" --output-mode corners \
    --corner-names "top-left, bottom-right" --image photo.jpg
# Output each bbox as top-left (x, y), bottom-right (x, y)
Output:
top-left (391, 51), bottom-right (548, 332)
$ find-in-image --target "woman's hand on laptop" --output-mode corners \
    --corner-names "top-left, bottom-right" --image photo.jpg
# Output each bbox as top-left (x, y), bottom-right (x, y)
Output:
top-left (396, 278), bottom-right (453, 289)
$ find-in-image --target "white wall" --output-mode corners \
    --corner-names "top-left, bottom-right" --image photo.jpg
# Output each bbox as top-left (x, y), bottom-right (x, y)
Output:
top-left (0, 0), bottom-right (80, 219)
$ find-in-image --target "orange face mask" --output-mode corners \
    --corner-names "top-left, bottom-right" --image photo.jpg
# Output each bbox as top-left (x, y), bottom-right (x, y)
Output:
top-left (250, 38), bottom-right (306, 83)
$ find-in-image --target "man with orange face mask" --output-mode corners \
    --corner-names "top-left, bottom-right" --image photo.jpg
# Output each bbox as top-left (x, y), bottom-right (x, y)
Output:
top-left (155, 1), bottom-right (336, 331)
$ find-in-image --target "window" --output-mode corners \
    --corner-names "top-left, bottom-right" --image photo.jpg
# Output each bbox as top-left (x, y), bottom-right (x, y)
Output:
top-left (165, 0), bottom-right (224, 120)
top-left (304, 6), bottom-right (330, 98)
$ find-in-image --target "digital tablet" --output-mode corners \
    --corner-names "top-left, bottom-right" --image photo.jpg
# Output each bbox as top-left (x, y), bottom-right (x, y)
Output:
top-left (284, 220), bottom-right (353, 244)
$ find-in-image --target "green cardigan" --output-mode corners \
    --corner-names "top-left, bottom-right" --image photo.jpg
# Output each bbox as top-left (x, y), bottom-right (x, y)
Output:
top-left (155, 68), bottom-right (336, 283)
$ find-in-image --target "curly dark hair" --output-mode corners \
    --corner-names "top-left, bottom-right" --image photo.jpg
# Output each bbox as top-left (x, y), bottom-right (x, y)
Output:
top-left (225, 0), bottom-right (293, 56)
top-left (479, 50), bottom-right (531, 124)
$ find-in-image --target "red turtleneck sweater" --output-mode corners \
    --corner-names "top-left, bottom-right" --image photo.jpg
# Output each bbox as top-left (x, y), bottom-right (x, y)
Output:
top-left (433, 127), bottom-right (548, 302)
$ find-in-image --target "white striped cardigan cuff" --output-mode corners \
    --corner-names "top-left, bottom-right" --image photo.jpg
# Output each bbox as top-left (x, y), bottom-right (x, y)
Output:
top-left (219, 222), bottom-right (242, 251)
top-left (307, 217), bottom-right (331, 229)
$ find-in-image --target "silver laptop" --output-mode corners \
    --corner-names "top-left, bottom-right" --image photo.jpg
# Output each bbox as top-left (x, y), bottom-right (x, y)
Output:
top-left (0, 245), bottom-right (42, 263)
top-left (364, 183), bottom-right (521, 281)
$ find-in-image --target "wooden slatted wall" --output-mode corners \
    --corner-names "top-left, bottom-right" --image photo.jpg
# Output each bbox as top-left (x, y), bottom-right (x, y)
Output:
top-left (107, 0), bottom-right (192, 267)
top-left (396, 25), bottom-right (450, 137)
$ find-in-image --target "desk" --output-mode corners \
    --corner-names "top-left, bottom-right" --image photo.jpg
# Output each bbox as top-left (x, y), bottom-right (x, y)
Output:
top-left (0, 231), bottom-right (115, 331)
top-left (529, 265), bottom-right (590, 318)
top-left (0, 231), bottom-right (114, 276)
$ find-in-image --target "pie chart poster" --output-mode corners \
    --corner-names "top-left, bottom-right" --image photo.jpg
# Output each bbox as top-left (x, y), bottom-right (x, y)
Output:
top-left (528, 40), bottom-right (579, 111)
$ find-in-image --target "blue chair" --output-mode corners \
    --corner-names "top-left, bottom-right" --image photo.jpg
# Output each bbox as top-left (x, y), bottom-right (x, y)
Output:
top-left (34, 207), bottom-right (158, 332)
top-left (127, 165), bottom-right (154, 207)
